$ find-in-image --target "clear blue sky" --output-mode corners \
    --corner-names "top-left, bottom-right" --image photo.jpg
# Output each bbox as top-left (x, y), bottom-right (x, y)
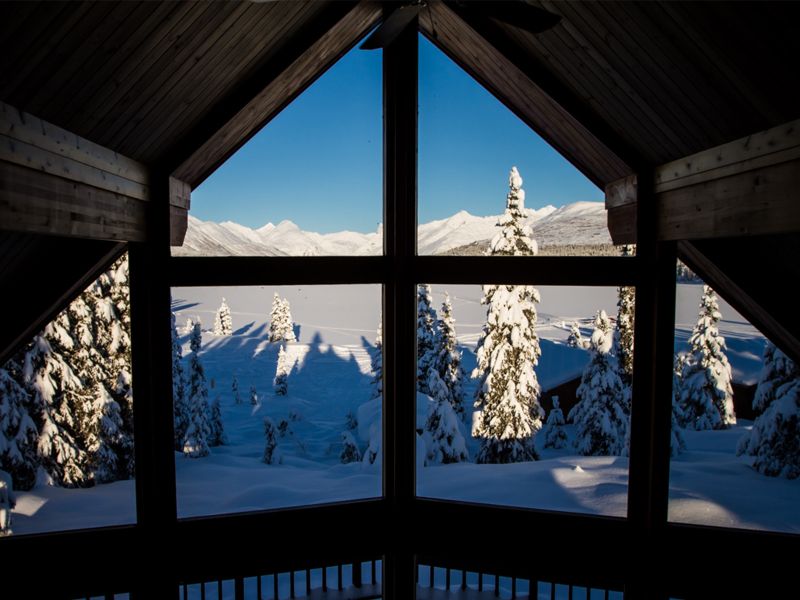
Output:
top-left (191, 35), bottom-right (601, 233)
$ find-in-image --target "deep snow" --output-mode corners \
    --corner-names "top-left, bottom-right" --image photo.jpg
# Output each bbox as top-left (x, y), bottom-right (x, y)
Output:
top-left (10, 283), bottom-right (798, 538)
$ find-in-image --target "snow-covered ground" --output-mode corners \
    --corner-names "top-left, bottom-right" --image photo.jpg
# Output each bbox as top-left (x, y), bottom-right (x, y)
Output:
top-left (11, 283), bottom-right (799, 538)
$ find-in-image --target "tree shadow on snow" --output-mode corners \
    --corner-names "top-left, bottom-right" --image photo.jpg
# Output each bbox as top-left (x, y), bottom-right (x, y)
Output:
top-left (233, 321), bottom-right (255, 336)
top-left (171, 300), bottom-right (200, 312)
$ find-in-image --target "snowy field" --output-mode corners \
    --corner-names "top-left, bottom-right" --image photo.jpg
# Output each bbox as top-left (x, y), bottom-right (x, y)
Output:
top-left (11, 283), bottom-right (800, 537)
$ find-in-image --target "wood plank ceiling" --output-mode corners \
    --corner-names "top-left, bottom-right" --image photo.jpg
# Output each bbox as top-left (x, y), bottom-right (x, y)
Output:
top-left (0, 1), bottom-right (371, 188)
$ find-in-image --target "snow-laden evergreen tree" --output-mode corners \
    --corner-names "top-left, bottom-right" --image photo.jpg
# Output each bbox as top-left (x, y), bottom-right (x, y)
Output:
top-left (753, 343), bottom-right (797, 415)
top-left (670, 369), bottom-right (687, 457)
top-left (183, 322), bottom-right (210, 458)
top-left (416, 284), bottom-right (438, 395)
top-left (85, 383), bottom-right (125, 483)
top-left (616, 246), bottom-right (636, 384)
top-left (430, 293), bottom-right (464, 418)
top-left (208, 397), bottom-right (226, 446)
top-left (472, 167), bottom-right (543, 464)
top-left (339, 431), bottom-right (362, 464)
top-left (171, 312), bottom-right (190, 451)
top-left (269, 294), bottom-right (296, 342)
top-left (249, 384), bottom-right (259, 407)
top-left (0, 362), bottom-right (38, 490)
top-left (23, 320), bottom-right (89, 487)
top-left (747, 378), bottom-right (800, 478)
top-left (263, 417), bottom-right (281, 464)
top-left (231, 374), bottom-right (242, 405)
top-left (678, 285), bottom-right (736, 430)
top-left (425, 369), bottom-right (468, 464)
top-left (274, 345), bottom-right (289, 396)
top-left (541, 397), bottom-right (568, 450)
top-left (0, 469), bottom-right (14, 536)
top-left (738, 344), bottom-right (799, 465)
top-left (566, 321), bottom-right (586, 349)
top-left (569, 311), bottom-right (630, 456)
top-left (371, 321), bottom-right (383, 400)
top-left (90, 256), bottom-right (134, 479)
top-left (213, 297), bottom-right (233, 336)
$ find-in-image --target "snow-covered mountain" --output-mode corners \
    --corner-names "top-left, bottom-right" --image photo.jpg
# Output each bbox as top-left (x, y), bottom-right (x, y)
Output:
top-left (173, 201), bottom-right (611, 257)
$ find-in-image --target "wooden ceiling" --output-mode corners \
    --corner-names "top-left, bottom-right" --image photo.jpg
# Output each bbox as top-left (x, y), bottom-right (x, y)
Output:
top-left (0, 1), bottom-right (380, 188)
top-left (2, 1), bottom-right (798, 189)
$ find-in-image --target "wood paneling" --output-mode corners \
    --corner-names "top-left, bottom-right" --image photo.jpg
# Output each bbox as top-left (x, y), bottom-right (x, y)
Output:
top-left (605, 119), bottom-right (800, 242)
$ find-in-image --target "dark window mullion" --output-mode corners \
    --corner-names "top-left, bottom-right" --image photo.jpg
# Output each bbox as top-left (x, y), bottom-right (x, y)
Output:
top-left (128, 171), bottom-right (180, 599)
top-left (382, 15), bottom-right (418, 600)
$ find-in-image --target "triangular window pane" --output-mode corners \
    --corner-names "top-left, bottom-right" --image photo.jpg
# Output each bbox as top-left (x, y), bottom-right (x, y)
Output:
top-left (174, 44), bottom-right (383, 257)
top-left (417, 34), bottom-right (613, 257)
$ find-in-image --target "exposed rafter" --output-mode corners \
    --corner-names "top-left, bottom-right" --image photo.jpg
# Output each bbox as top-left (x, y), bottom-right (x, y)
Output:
top-left (170, 1), bottom-right (382, 188)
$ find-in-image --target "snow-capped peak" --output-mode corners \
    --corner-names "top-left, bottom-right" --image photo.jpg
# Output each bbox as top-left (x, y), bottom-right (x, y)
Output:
top-left (173, 201), bottom-right (610, 257)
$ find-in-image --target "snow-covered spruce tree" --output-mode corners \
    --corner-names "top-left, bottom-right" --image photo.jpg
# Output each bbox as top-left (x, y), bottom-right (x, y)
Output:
top-left (472, 167), bottom-right (544, 464)
top-left (0, 361), bottom-right (38, 491)
top-left (0, 468), bottom-right (14, 536)
top-left (616, 245), bottom-right (635, 384)
top-left (670, 368), bottom-right (687, 457)
top-left (249, 384), bottom-right (259, 407)
top-left (23, 318), bottom-right (90, 487)
top-left (208, 397), bottom-right (226, 446)
top-left (91, 256), bottom-right (135, 479)
top-left (566, 321), bottom-right (586, 349)
top-left (568, 310), bottom-right (630, 456)
top-left (416, 284), bottom-right (438, 395)
top-left (738, 344), bottom-right (799, 463)
top-left (183, 322), bottom-right (210, 458)
top-left (678, 285), bottom-right (736, 430)
top-left (541, 396), bottom-right (568, 450)
top-left (425, 368), bottom-right (468, 464)
top-left (274, 345), bottom-right (289, 396)
top-left (85, 382), bottom-right (125, 483)
top-left (339, 431), bottom-right (362, 464)
top-left (371, 321), bottom-right (383, 400)
top-left (753, 343), bottom-right (797, 415)
top-left (262, 417), bottom-right (281, 465)
top-left (430, 293), bottom-right (465, 418)
top-left (231, 374), bottom-right (242, 405)
top-left (269, 294), bottom-right (296, 342)
top-left (213, 297), bottom-right (233, 336)
top-left (171, 312), bottom-right (190, 451)
top-left (747, 379), bottom-right (800, 478)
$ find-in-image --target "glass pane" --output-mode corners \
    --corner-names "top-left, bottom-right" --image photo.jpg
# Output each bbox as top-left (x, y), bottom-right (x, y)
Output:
top-left (668, 275), bottom-right (800, 533)
top-left (1, 254), bottom-right (135, 535)
top-left (173, 43), bottom-right (382, 257)
top-left (415, 283), bottom-right (632, 517)
top-left (170, 285), bottom-right (382, 517)
top-left (418, 35), bottom-right (616, 257)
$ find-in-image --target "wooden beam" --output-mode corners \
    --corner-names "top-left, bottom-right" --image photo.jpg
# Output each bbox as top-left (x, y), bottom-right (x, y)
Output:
top-left (0, 235), bottom-right (125, 366)
top-left (170, 1), bottom-right (381, 187)
top-left (678, 240), bottom-right (800, 364)
top-left (0, 161), bottom-right (189, 246)
top-left (605, 119), bottom-right (800, 242)
top-left (0, 102), bottom-right (191, 244)
top-left (1, 100), bottom-right (149, 194)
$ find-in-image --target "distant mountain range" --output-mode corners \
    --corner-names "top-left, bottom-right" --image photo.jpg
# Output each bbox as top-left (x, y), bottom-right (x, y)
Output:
top-left (173, 201), bottom-right (611, 257)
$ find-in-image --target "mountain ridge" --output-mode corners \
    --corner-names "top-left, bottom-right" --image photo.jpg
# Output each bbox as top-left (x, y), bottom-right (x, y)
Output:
top-left (173, 201), bottom-right (611, 257)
